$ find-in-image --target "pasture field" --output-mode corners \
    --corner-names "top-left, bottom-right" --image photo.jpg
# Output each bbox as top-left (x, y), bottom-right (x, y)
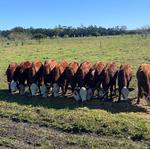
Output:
top-left (0, 35), bottom-right (150, 148)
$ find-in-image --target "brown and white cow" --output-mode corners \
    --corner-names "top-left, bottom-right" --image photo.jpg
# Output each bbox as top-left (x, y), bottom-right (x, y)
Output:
top-left (118, 64), bottom-right (132, 101)
top-left (14, 61), bottom-right (32, 95)
top-left (136, 64), bottom-right (150, 106)
top-left (6, 63), bottom-right (18, 93)
top-left (51, 60), bottom-right (68, 97)
top-left (82, 61), bottom-right (106, 100)
top-left (41, 59), bottom-right (57, 98)
top-left (92, 61), bottom-right (106, 96)
top-left (100, 63), bottom-right (118, 99)
top-left (28, 60), bottom-right (43, 96)
top-left (73, 61), bottom-right (93, 102)
top-left (93, 61), bottom-right (106, 86)
top-left (63, 61), bottom-right (80, 95)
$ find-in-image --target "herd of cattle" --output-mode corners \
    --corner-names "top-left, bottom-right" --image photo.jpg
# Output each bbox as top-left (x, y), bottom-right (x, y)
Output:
top-left (5, 60), bottom-right (150, 105)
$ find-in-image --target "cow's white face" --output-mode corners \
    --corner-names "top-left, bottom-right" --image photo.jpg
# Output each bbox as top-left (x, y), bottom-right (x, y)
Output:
top-left (30, 83), bottom-right (38, 96)
top-left (121, 86), bottom-right (129, 100)
top-left (87, 88), bottom-right (93, 100)
top-left (91, 70), bottom-right (95, 76)
top-left (73, 90), bottom-right (80, 101)
top-left (99, 89), bottom-right (105, 98)
top-left (40, 84), bottom-right (48, 98)
top-left (79, 87), bottom-right (87, 102)
top-left (10, 80), bottom-right (17, 93)
top-left (19, 84), bottom-right (25, 95)
top-left (52, 83), bottom-right (60, 97)
top-left (145, 96), bottom-right (150, 106)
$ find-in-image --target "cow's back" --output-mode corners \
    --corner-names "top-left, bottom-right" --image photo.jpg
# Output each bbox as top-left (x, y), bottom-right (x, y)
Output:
top-left (28, 60), bottom-right (43, 84)
top-left (76, 61), bottom-right (92, 87)
top-left (118, 64), bottom-right (132, 87)
top-left (32, 60), bottom-right (43, 73)
top-left (44, 59), bottom-right (57, 75)
top-left (108, 63), bottom-right (118, 79)
top-left (137, 64), bottom-right (150, 93)
top-left (93, 61), bottom-right (106, 83)
top-left (52, 60), bottom-right (68, 83)
top-left (16, 61), bottom-right (32, 84)
top-left (43, 59), bottom-right (57, 83)
top-left (65, 61), bottom-right (79, 80)
top-left (6, 63), bottom-right (18, 82)
top-left (101, 63), bottom-right (118, 90)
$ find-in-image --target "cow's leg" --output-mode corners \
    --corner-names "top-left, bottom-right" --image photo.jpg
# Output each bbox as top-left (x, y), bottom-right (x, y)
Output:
top-left (60, 82), bottom-right (65, 96)
top-left (27, 81), bottom-right (31, 95)
top-left (8, 83), bottom-right (11, 92)
top-left (61, 86), bottom-right (65, 96)
top-left (114, 82), bottom-right (117, 95)
top-left (137, 84), bottom-right (142, 104)
top-left (64, 81), bottom-right (68, 95)
top-left (127, 77), bottom-right (132, 89)
top-left (110, 85), bottom-right (113, 98)
top-left (71, 80), bottom-right (76, 93)
top-left (104, 91), bottom-right (109, 100)
top-left (71, 84), bottom-right (75, 93)
top-left (47, 83), bottom-right (51, 94)
top-left (18, 83), bottom-right (21, 95)
top-left (111, 79), bottom-right (116, 96)
top-left (127, 82), bottom-right (129, 88)
top-left (29, 85), bottom-right (31, 95)
top-left (127, 81), bottom-right (130, 89)
top-left (118, 88), bottom-right (121, 102)
top-left (38, 84), bottom-right (41, 95)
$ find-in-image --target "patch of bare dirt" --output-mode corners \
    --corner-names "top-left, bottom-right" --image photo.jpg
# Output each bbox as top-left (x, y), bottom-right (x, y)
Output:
top-left (0, 117), bottom-right (72, 149)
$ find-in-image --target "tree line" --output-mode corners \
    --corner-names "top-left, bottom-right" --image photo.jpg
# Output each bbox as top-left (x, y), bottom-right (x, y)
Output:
top-left (0, 25), bottom-right (150, 40)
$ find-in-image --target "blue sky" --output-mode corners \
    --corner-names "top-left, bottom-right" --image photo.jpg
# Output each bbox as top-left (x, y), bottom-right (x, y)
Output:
top-left (0, 0), bottom-right (150, 30)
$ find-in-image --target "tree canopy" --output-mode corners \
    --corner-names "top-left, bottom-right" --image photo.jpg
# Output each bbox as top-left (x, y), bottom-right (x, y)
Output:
top-left (0, 25), bottom-right (150, 40)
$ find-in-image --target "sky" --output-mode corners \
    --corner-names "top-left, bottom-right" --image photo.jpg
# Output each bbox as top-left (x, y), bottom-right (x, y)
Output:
top-left (0, 0), bottom-right (150, 30)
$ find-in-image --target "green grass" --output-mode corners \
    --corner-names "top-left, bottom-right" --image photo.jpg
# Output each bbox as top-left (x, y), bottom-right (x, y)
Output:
top-left (0, 136), bottom-right (17, 148)
top-left (0, 35), bottom-right (150, 148)
top-left (0, 101), bottom-right (148, 138)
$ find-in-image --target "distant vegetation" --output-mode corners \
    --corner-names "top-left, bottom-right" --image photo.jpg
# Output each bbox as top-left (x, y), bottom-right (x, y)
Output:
top-left (1, 25), bottom-right (150, 41)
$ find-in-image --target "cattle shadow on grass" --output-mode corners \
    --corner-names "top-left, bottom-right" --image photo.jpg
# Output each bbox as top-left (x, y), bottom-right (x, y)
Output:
top-left (0, 89), bottom-right (148, 113)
